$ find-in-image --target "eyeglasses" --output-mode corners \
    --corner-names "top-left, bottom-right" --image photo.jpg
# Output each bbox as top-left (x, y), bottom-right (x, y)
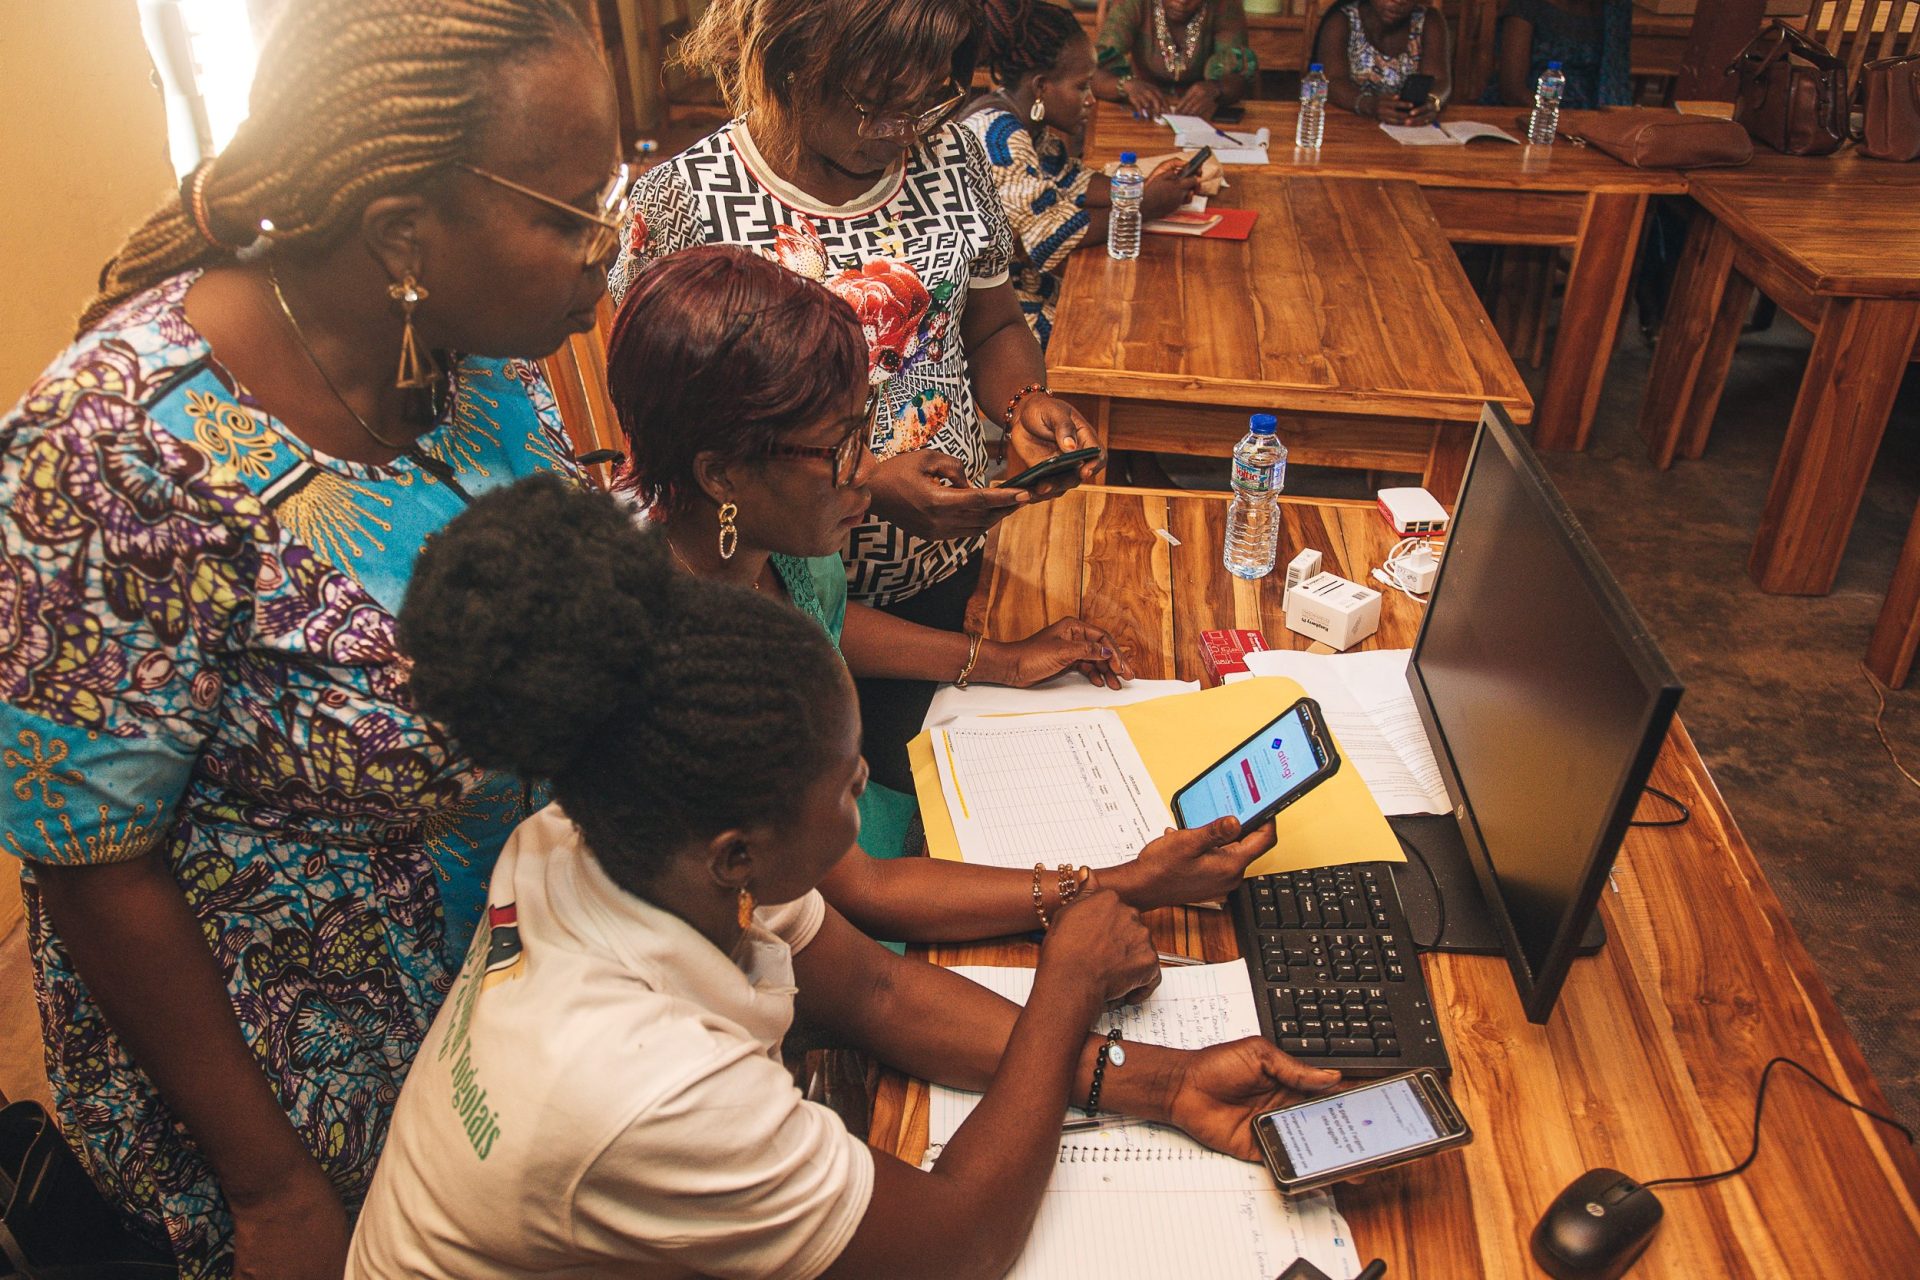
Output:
top-left (763, 393), bottom-right (880, 488)
top-left (458, 161), bottom-right (632, 266)
top-left (842, 82), bottom-right (967, 142)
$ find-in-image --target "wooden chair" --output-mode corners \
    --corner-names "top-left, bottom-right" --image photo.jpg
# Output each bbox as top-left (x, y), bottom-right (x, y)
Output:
top-left (1804, 0), bottom-right (1919, 84)
top-left (540, 296), bottom-right (624, 491)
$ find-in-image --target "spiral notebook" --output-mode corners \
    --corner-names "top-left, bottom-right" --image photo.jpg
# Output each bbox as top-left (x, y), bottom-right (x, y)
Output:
top-left (923, 965), bottom-right (1361, 1279)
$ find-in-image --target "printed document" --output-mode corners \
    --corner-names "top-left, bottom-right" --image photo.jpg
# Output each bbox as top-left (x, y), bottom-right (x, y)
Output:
top-left (1243, 649), bottom-right (1448, 814)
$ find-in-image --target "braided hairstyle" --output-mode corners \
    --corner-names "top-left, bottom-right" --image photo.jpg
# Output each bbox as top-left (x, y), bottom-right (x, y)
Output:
top-left (978, 0), bottom-right (1086, 89)
top-left (398, 475), bottom-right (850, 893)
top-left (606, 245), bottom-right (867, 512)
top-left (80, 0), bottom-right (586, 334)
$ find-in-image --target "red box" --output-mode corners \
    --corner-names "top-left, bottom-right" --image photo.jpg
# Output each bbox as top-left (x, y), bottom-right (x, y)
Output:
top-left (1200, 628), bottom-right (1268, 686)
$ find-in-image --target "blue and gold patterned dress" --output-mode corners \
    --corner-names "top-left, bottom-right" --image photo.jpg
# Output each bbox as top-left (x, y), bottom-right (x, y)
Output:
top-left (0, 270), bottom-right (575, 1275)
top-left (961, 103), bottom-right (1097, 352)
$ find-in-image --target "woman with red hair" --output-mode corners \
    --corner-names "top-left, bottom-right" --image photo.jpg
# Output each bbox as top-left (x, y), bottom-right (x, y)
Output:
top-left (605, 245), bottom-right (1276, 942)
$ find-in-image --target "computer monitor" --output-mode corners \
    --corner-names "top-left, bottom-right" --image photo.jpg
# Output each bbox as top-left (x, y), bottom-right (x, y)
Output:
top-left (1406, 405), bottom-right (1683, 1024)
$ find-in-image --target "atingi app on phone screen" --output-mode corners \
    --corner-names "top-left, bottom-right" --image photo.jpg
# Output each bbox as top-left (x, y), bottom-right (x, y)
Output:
top-left (1273, 1079), bottom-right (1439, 1177)
top-left (1180, 709), bottom-right (1317, 827)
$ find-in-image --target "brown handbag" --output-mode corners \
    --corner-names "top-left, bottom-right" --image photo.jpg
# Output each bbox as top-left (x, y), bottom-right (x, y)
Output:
top-left (1568, 111), bottom-right (1754, 168)
top-left (1731, 20), bottom-right (1850, 155)
top-left (1854, 55), bottom-right (1920, 161)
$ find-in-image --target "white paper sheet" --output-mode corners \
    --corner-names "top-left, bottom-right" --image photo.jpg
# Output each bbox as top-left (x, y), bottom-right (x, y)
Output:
top-left (922, 674), bottom-right (1200, 730)
top-left (1242, 649), bottom-right (1449, 815)
top-left (1380, 120), bottom-right (1522, 146)
top-left (1160, 113), bottom-right (1271, 163)
top-left (930, 711), bottom-right (1176, 869)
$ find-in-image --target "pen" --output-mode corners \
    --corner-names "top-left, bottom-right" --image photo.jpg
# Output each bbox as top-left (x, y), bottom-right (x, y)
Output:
top-left (1061, 1114), bottom-right (1152, 1133)
top-left (1156, 950), bottom-right (1205, 966)
top-left (1211, 123), bottom-right (1240, 144)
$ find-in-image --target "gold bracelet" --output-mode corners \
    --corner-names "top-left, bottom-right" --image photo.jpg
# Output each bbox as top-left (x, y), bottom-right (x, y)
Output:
top-left (955, 632), bottom-right (985, 688)
top-left (1031, 862), bottom-right (1051, 930)
top-left (1056, 863), bottom-right (1082, 907)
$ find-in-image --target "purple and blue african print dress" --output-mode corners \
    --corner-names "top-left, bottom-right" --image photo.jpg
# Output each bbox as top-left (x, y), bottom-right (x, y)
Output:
top-left (0, 270), bottom-right (574, 1275)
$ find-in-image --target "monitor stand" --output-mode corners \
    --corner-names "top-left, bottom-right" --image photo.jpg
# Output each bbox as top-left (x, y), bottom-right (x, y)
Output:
top-left (1387, 814), bottom-right (1606, 955)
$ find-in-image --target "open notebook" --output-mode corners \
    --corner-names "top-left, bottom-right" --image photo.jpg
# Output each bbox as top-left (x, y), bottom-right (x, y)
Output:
top-left (1380, 120), bottom-right (1521, 146)
top-left (922, 965), bottom-right (1362, 1278)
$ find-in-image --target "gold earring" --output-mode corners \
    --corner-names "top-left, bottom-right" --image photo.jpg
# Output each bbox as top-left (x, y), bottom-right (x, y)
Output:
top-left (717, 501), bottom-right (739, 561)
top-left (736, 886), bottom-right (755, 930)
top-left (387, 274), bottom-right (439, 391)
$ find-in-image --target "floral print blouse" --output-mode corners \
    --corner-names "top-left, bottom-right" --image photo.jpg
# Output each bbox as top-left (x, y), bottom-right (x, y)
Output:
top-left (611, 119), bottom-right (1017, 609)
top-left (0, 271), bottom-right (574, 1275)
top-left (962, 104), bottom-right (1096, 352)
top-left (1336, 0), bottom-right (1429, 94)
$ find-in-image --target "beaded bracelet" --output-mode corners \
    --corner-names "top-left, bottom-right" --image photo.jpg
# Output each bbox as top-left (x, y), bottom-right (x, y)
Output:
top-left (1057, 864), bottom-right (1089, 907)
top-left (1084, 1027), bottom-right (1126, 1116)
top-left (1031, 862), bottom-right (1052, 930)
top-left (1002, 382), bottom-right (1047, 428)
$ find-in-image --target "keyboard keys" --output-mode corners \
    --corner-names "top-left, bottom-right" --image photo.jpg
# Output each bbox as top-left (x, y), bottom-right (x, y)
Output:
top-left (1377, 1038), bottom-right (1401, 1056)
top-left (1330, 1037), bottom-right (1375, 1056)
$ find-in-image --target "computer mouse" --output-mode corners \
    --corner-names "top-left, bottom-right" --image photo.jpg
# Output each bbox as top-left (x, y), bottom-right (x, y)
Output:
top-left (1530, 1167), bottom-right (1664, 1280)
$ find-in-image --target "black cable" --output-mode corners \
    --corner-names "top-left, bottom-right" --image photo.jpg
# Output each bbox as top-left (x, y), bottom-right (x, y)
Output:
top-left (1395, 828), bottom-right (1446, 951)
top-left (1639, 1056), bottom-right (1914, 1192)
top-left (1629, 784), bottom-right (1691, 828)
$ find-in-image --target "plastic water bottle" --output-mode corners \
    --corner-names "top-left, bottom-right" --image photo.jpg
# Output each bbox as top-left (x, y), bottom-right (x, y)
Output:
top-left (1108, 152), bottom-right (1143, 260)
top-left (1224, 414), bottom-right (1287, 579)
top-left (1528, 62), bottom-right (1565, 146)
top-left (1296, 63), bottom-right (1328, 149)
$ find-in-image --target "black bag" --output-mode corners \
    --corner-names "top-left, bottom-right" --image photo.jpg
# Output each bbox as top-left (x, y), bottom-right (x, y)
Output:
top-left (0, 1100), bottom-right (176, 1279)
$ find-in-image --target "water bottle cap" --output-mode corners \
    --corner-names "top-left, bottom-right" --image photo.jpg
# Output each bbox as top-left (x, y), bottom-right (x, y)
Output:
top-left (1249, 413), bottom-right (1278, 434)
top-left (1547, 61), bottom-right (1563, 70)
top-left (1120, 151), bottom-right (1137, 164)
top-left (1308, 62), bottom-right (1324, 72)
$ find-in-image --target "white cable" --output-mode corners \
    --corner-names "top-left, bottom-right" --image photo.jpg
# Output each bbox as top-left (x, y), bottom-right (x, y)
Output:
top-left (1372, 537), bottom-right (1442, 603)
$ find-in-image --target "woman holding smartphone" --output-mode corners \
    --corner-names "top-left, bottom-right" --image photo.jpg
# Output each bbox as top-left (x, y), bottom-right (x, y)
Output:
top-left (1316, 0), bottom-right (1452, 124)
top-left (608, 246), bottom-right (1274, 931)
top-left (347, 476), bottom-right (1338, 1278)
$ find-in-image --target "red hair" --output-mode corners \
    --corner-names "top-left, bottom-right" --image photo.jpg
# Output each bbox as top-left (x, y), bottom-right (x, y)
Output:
top-left (606, 245), bottom-right (868, 510)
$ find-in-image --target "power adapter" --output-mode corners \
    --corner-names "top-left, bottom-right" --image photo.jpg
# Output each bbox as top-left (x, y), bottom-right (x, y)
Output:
top-left (1283, 548), bottom-right (1323, 610)
top-left (1372, 538), bottom-right (1442, 601)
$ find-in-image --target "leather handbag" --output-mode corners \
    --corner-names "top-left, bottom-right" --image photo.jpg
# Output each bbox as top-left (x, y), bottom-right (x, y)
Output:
top-left (1569, 111), bottom-right (1754, 168)
top-left (1854, 55), bottom-right (1920, 161)
top-left (0, 1100), bottom-right (177, 1278)
top-left (1730, 20), bottom-right (1850, 155)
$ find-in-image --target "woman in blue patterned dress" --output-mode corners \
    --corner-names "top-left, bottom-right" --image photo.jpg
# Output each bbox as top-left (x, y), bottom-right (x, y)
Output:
top-left (1317, 0), bottom-right (1454, 124)
top-left (0, 1), bottom-right (622, 1275)
top-left (961, 0), bottom-right (1201, 350)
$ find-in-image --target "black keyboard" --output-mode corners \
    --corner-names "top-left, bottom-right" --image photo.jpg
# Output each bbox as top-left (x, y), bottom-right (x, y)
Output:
top-left (1228, 863), bottom-right (1450, 1077)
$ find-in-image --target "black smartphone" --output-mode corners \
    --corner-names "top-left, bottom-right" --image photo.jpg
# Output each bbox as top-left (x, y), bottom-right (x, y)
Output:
top-left (1398, 73), bottom-right (1436, 105)
top-left (1000, 446), bottom-right (1102, 491)
top-left (1178, 145), bottom-right (1214, 179)
top-left (1213, 104), bottom-right (1247, 124)
top-left (1254, 1069), bottom-right (1472, 1195)
top-left (1170, 696), bottom-right (1340, 830)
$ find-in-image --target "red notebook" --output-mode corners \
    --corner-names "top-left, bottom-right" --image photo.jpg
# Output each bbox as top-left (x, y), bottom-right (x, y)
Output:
top-left (1145, 208), bottom-right (1259, 241)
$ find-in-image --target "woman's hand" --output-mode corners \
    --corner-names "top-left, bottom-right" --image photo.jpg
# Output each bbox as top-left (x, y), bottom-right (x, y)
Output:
top-left (1174, 79), bottom-right (1224, 117)
top-left (1040, 888), bottom-right (1161, 1007)
top-left (1100, 816), bottom-right (1276, 910)
top-left (1141, 159), bottom-right (1203, 221)
top-left (978, 618), bottom-right (1133, 689)
top-left (1164, 1038), bottom-right (1342, 1161)
top-left (229, 1164), bottom-right (350, 1280)
top-left (1008, 393), bottom-right (1102, 498)
top-left (1122, 77), bottom-right (1171, 119)
top-left (1376, 92), bottom-right (1439, 126)
top-left (867, 449), bottom-right (1028, 541)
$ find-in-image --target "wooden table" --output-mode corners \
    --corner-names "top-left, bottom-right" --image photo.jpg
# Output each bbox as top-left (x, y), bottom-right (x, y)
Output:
top-left (868, 487), bottom-right (1920, 1277)
top-left (1048, 174), bottom-right (1531, 499)
top-left (1083, 102), bottom-right (1687, 454)
top-left (1633, 147), bottom-right (1920, 683)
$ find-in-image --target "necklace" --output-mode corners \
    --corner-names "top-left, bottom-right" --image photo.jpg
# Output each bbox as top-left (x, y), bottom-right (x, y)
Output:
top-left (1151, 0), bottom-right (1206, 81)
top-left (664, 531), bottom-right (762, 592)
top-left (267, 264), bottom-right (416, 452)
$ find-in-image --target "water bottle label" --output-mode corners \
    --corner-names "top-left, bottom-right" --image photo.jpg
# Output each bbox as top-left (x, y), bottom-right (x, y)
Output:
top-left (1232, 456), bottom-right (1274, 493)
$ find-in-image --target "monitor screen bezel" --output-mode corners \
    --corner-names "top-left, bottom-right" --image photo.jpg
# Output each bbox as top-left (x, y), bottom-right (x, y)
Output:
top-left (1407, 405), bottom-right (1683, 1024)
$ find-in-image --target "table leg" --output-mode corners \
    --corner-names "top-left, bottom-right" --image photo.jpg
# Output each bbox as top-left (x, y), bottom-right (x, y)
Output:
top-left (1867, 499), bottom-right (1920, 689)
top-left (1423, 421), bottom-right (1473, 506)
top-left (1748, 297), bottom-right (1920, 595)
top-left (1635, 211), bottom-right (1741, 468)
top-left (1534, 192), bottom-right (1649, 452)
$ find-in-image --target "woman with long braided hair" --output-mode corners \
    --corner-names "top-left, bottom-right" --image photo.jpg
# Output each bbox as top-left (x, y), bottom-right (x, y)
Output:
top-left (0, 1), bottom-right (620, 1273)
top-left (959, 0), bottom-right (1200, 349)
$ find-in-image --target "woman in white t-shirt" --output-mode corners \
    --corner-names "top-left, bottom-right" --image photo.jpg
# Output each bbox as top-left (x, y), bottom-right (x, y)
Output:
top-left (348, 476), bottom-right (1337, 1280)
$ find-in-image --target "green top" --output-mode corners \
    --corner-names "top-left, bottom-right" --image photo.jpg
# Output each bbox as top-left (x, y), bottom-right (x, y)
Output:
top-left (771, 552), bottom-right (848, 646)
top-left (1097, 0), bottom-right (1258, 88)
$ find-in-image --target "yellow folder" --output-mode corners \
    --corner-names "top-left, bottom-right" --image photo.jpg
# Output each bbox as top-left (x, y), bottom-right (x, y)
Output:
top-left (908, 677), bottom-right (1403, 878)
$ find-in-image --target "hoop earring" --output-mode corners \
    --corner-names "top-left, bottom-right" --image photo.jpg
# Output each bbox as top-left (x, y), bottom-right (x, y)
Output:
top-left (717, 501), bottom-right (739, 561)
top-left (387, 274), bottom-right (440, 392)
top-left (1030, 98), bottom-right (1046, 123)
top-left (736, 886), bottom-right (756, 930)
